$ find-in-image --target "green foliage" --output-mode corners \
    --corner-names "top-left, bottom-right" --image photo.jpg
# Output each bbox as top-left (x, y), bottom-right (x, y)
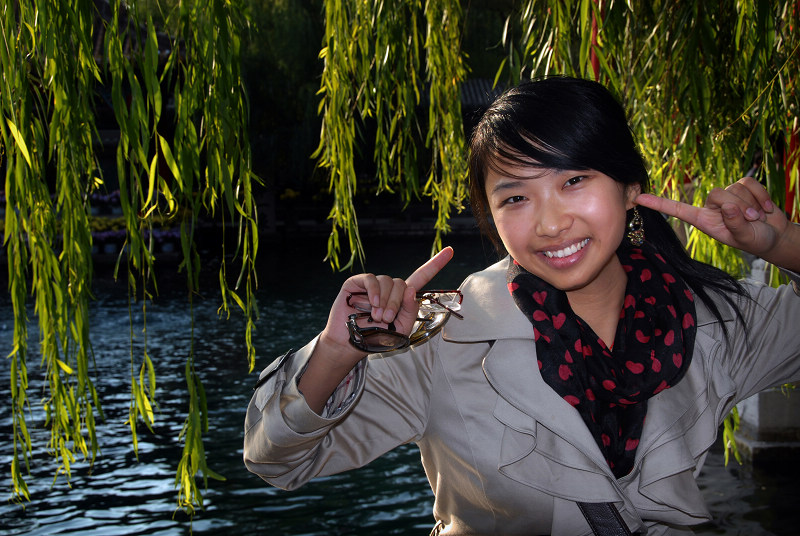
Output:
top-left (497, 0), bottom-right (799, 466)
top-left (2, 0), bottom-right (103, 503)
top-left (316, 1), bottom-right (798, 270)
top-left (423, 0), bottom-right (469, 253)
top-left (496, 2), bottom-right (799, 463)
top-left (499, 0), bottom-right (799, 263)
top-left (316, 0), bottom-right (799, 463)
top-left (1, 0), bottom-right (256, 513)
top-left (722, 405), bottom-right (743, 465)
top-left (3, 0), bottom-right (799, 520)
top-left (314, 0), bottom-right (468, 269)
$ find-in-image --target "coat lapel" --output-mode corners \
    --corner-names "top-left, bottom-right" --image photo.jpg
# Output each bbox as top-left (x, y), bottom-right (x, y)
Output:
top-left (439, 256), bottom-right (739, 529)
top-left (442, 257), bottom-right (615, 477)
top-left (441, 255), bottom-right (734, 479)
top-left (482, 339), bottom-right (616, 477)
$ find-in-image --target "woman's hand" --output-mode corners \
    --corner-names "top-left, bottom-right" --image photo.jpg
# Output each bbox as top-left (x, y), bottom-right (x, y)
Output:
top-left (299, 247), bottom-right (454, 413)
top-left (319, 246), bottom-right (455, 364)
top-left (635, 177), bottom-right (800, 272)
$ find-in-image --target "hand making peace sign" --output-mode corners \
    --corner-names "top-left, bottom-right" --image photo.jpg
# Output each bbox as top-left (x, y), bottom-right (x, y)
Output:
top-left (635, 177), bottom-right (800, 273)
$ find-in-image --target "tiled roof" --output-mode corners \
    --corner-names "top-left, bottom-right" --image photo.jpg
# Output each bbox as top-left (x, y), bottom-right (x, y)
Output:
top-left (460, 79), bottom-right (505, 109)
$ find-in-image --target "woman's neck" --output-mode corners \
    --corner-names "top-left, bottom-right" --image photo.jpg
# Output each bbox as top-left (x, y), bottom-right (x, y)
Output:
top-left (566, 262), bottom-right (628, 349)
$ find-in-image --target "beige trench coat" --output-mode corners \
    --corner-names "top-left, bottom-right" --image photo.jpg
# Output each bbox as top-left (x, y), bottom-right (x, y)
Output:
top-left (244, 258), bottom-right (800, 535)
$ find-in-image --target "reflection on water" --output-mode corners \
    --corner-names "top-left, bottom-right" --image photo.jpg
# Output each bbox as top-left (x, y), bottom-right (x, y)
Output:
top-left (1, 237), bottom-right (799, 535)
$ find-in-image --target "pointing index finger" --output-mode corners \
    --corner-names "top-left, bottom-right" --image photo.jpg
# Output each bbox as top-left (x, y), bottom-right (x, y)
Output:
top-left (406, 246), bottom-right (454, 290)
top-left (635, 193), bottom-right (703, 228)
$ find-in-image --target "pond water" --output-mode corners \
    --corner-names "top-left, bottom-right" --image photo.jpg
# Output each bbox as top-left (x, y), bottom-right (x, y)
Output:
top-left (1, 236), bottom-right (799, 535)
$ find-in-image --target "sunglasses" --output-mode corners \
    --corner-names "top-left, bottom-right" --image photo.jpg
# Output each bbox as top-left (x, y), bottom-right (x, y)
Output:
top-left (345, 290), bottom-right (463, 353)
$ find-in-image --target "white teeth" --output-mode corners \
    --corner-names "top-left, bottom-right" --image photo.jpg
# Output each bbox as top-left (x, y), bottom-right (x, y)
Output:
top-left (544, 239), bottom-right (589, 259)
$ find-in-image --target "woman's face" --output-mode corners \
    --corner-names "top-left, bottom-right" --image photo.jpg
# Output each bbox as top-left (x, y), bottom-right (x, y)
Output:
top-left (485, 162), bottom-right (638, 298)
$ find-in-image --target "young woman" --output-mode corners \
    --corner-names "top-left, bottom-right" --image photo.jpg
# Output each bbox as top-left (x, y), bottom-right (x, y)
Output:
top-left (244, 77), bottom-right (800, 535)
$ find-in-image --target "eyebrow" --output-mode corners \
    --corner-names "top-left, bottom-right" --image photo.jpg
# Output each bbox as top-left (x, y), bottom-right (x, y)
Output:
top-left (487, 164), bottom-right (559, 195)
top-left (489, 179), bottom-right (526, 195)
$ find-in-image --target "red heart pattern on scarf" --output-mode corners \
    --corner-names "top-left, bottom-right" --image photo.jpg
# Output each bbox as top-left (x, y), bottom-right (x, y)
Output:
top-left (507, 243), bottom-right (697, 478)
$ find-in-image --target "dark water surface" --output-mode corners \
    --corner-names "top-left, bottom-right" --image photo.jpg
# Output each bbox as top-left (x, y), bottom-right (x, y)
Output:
top-left (2, 237), bottom-right (799, 535)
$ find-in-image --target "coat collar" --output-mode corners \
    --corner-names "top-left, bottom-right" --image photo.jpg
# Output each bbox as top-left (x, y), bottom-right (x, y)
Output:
top-left (439, 256), bottom-right (734, 485)
top-left (443, 257), bottom-right (615, 476)
top-left (441, 255), bottom-right (733, 342)
top-left (441, 257), bottom-right (532, 343)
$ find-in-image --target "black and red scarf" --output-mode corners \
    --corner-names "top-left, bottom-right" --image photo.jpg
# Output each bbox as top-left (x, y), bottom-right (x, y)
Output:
top-left (507, 243), bottom-right (697, 478)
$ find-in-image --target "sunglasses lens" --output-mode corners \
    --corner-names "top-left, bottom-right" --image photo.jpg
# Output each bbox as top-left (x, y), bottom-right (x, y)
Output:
top-left (360, 331), bottom-right (409, 352)
top-left (348, 291), bottom-right (461, 352)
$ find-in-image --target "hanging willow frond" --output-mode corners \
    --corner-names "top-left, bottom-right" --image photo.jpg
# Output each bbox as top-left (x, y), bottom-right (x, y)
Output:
top-left (314, 0), bottom-right (369, 271)
top-left (498, 0), bottom-right (799, 467)
top-left (315, 0), bottom-right (468, 269)
top-left (373, 0), bottom-right (422, 201)
top-left (1, 0), bottom-right (102, 503)
top-left (161, 0), bottom-right (259, 514)
top-left (503, 0), bottom-right (799, 270)
top-left (423, 0), bottom-right (469, 253)
top-left (1, 0), bottom-right (256, 513)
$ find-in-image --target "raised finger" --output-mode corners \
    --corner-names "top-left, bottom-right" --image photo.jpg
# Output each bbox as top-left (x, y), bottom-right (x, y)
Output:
top-left (406, 246), bottom-right (454, 291)
top-left (634, 194), bottom-right (704, 227)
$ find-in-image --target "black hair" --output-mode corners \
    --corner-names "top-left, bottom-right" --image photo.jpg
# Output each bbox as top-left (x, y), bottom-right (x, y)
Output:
top-left (468, 75), bottom-right (747, 332)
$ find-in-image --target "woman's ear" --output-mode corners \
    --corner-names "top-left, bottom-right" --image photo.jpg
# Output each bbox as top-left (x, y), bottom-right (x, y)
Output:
top-left (625, 184), bottom-right (642, 210)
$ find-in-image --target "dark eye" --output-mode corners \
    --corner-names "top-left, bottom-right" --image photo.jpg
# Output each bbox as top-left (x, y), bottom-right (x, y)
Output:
top-left (502, 195), bottom-right (526, 205)
top-left (564, 176), bottom-right (586, 188)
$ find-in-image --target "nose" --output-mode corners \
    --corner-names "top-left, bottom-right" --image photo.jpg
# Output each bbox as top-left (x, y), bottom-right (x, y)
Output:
top-left (534, 197), bottom-right (572, 237)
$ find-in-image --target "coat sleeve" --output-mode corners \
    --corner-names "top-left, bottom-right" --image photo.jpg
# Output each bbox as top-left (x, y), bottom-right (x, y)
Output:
top-left (243, 334), bottom-right (437, 491)
top-left (721, 278), bottom-right (800, 401)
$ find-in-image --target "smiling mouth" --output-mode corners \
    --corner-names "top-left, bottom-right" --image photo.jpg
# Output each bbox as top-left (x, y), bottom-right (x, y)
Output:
top-left (543, 238), bottom-right (590, 259)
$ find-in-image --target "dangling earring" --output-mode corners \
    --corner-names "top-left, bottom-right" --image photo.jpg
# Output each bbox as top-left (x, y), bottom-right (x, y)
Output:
top-left (627, 207), bottom-right (645, 246)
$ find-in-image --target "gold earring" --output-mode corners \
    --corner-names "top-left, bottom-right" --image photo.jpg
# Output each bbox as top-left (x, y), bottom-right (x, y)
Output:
top-left (627, 207), bottom-right (645, 246)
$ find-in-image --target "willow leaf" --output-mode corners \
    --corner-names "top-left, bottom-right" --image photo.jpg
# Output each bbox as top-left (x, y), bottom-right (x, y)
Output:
top-left (6, 120), bottom-right (32, 168)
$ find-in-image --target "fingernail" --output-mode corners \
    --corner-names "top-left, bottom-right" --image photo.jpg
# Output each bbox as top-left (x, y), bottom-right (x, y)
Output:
top-left (745, 207), bottom-right (759, 220)
top-left (383, 309), bottom-right (395, 323)
top-left (765, 200), bottom-right (775, 212)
